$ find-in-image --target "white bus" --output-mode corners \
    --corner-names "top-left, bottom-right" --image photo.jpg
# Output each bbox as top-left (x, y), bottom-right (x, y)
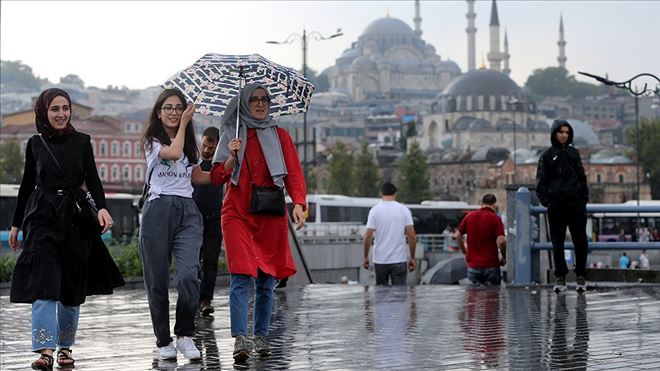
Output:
top-left (591, 200), bottom-right (660, 242)
top-left (287, 194), bottom-right (478, 238)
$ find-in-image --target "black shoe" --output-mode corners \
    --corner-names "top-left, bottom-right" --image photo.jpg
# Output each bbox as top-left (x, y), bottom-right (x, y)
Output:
top-left (554, 276), bottom-right (567, 293)
top-left (200, 301), bottom-right (214, 316)
top-left (253, 335), bottom-right (272, 357)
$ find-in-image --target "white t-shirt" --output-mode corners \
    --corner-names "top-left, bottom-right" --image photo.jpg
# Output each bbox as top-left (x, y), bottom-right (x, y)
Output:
top-left (145, 140), bottom-right (200, 200)
top-left (366, 200), bottom-right (414, 264)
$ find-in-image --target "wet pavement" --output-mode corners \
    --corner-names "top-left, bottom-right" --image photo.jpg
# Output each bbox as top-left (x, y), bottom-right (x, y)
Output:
top-left (1, 285), bottom-right (660, 370)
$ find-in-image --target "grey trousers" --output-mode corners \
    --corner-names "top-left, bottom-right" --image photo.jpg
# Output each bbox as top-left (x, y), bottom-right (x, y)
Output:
top-left (374, 262), bottom-right (408, 285)
top-left (139, 195), bottom-right (203, 347)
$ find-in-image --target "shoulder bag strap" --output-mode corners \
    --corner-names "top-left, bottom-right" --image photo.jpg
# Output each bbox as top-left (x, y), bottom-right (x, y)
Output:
top-left (142, 165), bottom-right (156, 198)
top-left (39, 134), bottom-right (80, 199)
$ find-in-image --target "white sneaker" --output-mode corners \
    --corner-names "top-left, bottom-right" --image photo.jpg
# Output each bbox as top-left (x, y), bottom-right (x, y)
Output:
top-left (158, 342), bottom-right (177, 360)
top-left (176, 336), bottom-right (201, 360)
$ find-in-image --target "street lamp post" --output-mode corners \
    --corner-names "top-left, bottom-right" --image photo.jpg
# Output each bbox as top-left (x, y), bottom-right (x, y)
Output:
top-left (267, 28), bottom-right (343, 180)
top-left (578, 72), bottom-right (660, 205)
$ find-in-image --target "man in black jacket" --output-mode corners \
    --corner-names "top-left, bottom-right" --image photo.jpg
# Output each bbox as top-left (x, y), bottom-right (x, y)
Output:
top-left (193, 127), bottom-right (224, 315)
top-left (536, 119), bottom-right (589, 293)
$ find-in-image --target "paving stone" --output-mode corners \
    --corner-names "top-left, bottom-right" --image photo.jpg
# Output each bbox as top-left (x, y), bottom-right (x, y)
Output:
top-left (2, 285), bottom-right (660, 370)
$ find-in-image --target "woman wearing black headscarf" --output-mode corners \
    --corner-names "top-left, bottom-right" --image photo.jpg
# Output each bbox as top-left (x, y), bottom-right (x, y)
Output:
top-left (8, 88), bottom-right (124, 370)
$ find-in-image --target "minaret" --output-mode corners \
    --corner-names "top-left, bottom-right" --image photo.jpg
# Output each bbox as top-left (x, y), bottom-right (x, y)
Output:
top-left (557, 14), bottom-right (567, 69)
top-left (487, 0), bottom-right (503, 72)
top-left (502, 30), bottom-right (511, 76)
top-left (414, 0), bottom-right (422, 38)
top-left (466, 0), bottom-right (477, 71)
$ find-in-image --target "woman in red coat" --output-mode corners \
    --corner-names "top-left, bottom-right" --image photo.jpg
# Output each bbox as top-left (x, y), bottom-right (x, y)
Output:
top-left (210, 83), bottom-right (306, 364)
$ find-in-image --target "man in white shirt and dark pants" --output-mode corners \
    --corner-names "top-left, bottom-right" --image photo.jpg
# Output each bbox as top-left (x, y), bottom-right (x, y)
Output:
top-left (363, 183), bottom-right (417, 285)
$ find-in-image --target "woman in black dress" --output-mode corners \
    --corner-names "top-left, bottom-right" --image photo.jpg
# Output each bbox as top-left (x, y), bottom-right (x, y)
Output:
top-left (8, 88), bottom-right (124, 370)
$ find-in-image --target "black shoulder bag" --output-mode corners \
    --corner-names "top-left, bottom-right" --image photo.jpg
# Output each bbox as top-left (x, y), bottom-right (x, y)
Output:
top-left (244, 155), bottom-right (286, 216)
top-left (39, 135), bottom-right (103, 234)
top-left (138, 165), bottom-right (155, 210)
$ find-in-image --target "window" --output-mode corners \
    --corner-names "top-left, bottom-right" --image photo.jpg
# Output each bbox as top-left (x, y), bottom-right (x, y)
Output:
top-left (596, 174), bottom-right (602, 183)
top-left (123, 165), bottom-right (131, 181)
top-left (135, 165), bottom-right (144, 181)
top-left (99, 141), bottom-right (108, 156)
top-left (123, 142), bottom-right (131, 157)
top-left (619, 174), bottom-right (624, 183)
top-left (111, 141), bottom-right (119, 157)
top-left (99, 165), bottom-right (108, 181)
top-left (135, 142), bottom-right (142, 157)
top-left (111, 165), bottom-right (119, 181)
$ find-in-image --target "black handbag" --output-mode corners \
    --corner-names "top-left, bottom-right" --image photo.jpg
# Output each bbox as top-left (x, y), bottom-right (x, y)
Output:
top-left (244, 155), bottom-right (285, 216)
top-left (138, 165), bottom-right (155, 210)
top-left (39, 135), bottom-right (103, 234)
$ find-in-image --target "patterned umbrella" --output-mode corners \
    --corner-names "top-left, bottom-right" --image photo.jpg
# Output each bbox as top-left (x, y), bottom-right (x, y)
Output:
top-left (162, 53), bottom-right (315, 119)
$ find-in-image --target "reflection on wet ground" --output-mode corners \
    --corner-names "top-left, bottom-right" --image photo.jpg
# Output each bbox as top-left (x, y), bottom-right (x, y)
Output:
top-left (1, 285), bottom-right (660, 370)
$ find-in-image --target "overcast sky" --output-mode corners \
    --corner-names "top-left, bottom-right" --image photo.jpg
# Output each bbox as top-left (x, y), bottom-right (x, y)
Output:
top-left (2, 1), bottom-right (659, 90)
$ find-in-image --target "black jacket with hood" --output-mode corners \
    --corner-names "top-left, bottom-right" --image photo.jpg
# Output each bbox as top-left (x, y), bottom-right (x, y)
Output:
top-left (536, 120), bottom-right (589, 207)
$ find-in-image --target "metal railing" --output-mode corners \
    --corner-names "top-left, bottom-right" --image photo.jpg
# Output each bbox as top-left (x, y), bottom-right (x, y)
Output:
top-left (513, 187), bottom-right (660, 284)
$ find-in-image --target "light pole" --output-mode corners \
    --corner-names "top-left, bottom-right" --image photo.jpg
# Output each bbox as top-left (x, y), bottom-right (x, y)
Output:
top-left (578, 72), bottom-right (660, 205)
top-left (267, 28), bottom-right (343, 180)
top-left (507, 97), bottom-right (525, 184)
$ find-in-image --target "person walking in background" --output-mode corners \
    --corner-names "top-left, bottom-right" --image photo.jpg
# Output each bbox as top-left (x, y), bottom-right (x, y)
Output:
top-left (454, 194), bottom-right (507, 286)
top-left (140, 89), bottom-right (211, 361)
top-left (210, 83), bottom-right (306, 366)
top-left (536, 119), bottom-right (590, 294)
top-left (619, 252), bottom-right (630, 269)
top-left (363, 182), bottom-right (417, 285)
top-left (8, 88), bottom-right (124, 370)
top-left (193, 127), bottom-right (224, 317)
top-left (639, 250), bottom-right (650, 269)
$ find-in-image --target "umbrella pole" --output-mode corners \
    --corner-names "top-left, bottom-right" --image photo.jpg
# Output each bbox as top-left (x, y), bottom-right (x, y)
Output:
top-left (235, 66), bottom-right (244, 139)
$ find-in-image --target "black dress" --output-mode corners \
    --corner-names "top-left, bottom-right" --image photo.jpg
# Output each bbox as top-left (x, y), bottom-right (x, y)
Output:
top-left (10, 132), bottom-right (124, 307)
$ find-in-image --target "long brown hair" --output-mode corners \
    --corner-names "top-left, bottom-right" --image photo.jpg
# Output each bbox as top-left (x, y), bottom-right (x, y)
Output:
top-left (142, 89), bottom-right (198, 164)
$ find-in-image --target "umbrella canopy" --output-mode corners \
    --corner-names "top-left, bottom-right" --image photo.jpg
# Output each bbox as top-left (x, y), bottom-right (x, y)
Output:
top-left (162, 53), bottom-right (315, 118)
top-left (420, 256), bottom-right (467, 285)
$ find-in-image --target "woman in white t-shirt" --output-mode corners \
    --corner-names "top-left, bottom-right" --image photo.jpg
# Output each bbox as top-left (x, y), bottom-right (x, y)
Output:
top-left (139, 89), bottom-right (210, 361)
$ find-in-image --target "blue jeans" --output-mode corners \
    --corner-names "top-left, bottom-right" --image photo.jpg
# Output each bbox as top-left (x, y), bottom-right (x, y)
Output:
top-left (230, 272), bottom-right (277, 337)
top-left (32, 300), bottom-right (80, 352)
top-left (467, 267), bottom-right (502, 286)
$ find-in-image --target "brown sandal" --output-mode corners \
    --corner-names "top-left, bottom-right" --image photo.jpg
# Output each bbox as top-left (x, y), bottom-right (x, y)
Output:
top-left (57, 348), bottom-right (75, 368)
top-left (31, 353), bottom-right (54, 370)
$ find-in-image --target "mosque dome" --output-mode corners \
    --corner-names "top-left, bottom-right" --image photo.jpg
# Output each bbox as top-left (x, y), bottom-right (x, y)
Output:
top-left (339, 48), bottom-right (360, 60)
top-left (351, 56), bottom-right (376, 71)
top-left (362, 17), bottom-right (415, 37)
top-left (442, 69), bottom-right (520, 96)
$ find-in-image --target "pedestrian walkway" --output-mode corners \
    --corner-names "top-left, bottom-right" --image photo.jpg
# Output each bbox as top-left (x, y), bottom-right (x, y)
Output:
top-left (1, 285), bottom-right (659, 370)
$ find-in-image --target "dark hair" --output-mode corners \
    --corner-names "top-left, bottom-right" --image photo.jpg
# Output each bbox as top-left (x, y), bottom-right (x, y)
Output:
top-left (482, 193), bottom-right (497, 205)
top-left (202, 126), bottom-right (220, 142)
top-left (381, 182), bottom-right (397, 196)
top-left (142, 89), bottom-right (198, 164)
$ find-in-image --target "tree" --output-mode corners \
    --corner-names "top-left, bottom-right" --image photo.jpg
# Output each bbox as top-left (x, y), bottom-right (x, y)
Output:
top-left (325, 141), bottom-right (353, 195)
top-left (0, 141), bottom-right (24, 184)
top-left (626, 118), bottom-right (660, 199)
top-left (353, 142), bottom-right (380, 197)
top-left (59, 74), bottom-right (85, 88)
top-left (524, 67), bottom-right (601, 101)
top-left (0, 60), bottom-right (48, 91)
top-left (397, 141), bottom-right (430, 204)
top-left (306, 168), bottom-right (319, 194)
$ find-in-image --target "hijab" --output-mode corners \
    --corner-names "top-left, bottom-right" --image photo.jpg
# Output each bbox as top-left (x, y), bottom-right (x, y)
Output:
top-left (34, 88), bottom-right (75, 141)
top-left (214, 83), bottom-right (287, 188)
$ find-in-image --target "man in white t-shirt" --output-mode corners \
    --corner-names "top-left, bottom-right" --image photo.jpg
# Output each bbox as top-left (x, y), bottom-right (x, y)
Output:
top-left (363, 183), bottom-right (417, 285)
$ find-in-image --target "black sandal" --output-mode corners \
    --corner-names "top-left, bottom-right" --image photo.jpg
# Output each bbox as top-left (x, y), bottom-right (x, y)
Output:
top-left (57, 348), bottom-right (75, 368)
top-left (31, 353), bottom-right (54, 371)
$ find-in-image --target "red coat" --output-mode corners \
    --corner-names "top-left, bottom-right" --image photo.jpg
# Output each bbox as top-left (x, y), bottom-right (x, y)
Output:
top-left (210, 127), bottom-right (306, 279)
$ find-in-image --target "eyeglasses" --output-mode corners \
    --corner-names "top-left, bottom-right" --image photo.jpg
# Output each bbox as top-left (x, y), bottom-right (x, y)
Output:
top-left (248, 96), bottom-right (271, 106)
top-left (161, 105), bottom-right (185, 114)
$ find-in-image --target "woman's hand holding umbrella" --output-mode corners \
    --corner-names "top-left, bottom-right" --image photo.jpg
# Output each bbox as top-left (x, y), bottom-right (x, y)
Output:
top-left (180, 102), bottom-right (195, 128)
top-left (224, 138), bottom-right (242, 170)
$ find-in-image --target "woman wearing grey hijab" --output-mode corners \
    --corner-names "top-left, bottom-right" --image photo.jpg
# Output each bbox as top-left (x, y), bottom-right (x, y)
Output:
top-left (210, 83), bottom-right (306, 364)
